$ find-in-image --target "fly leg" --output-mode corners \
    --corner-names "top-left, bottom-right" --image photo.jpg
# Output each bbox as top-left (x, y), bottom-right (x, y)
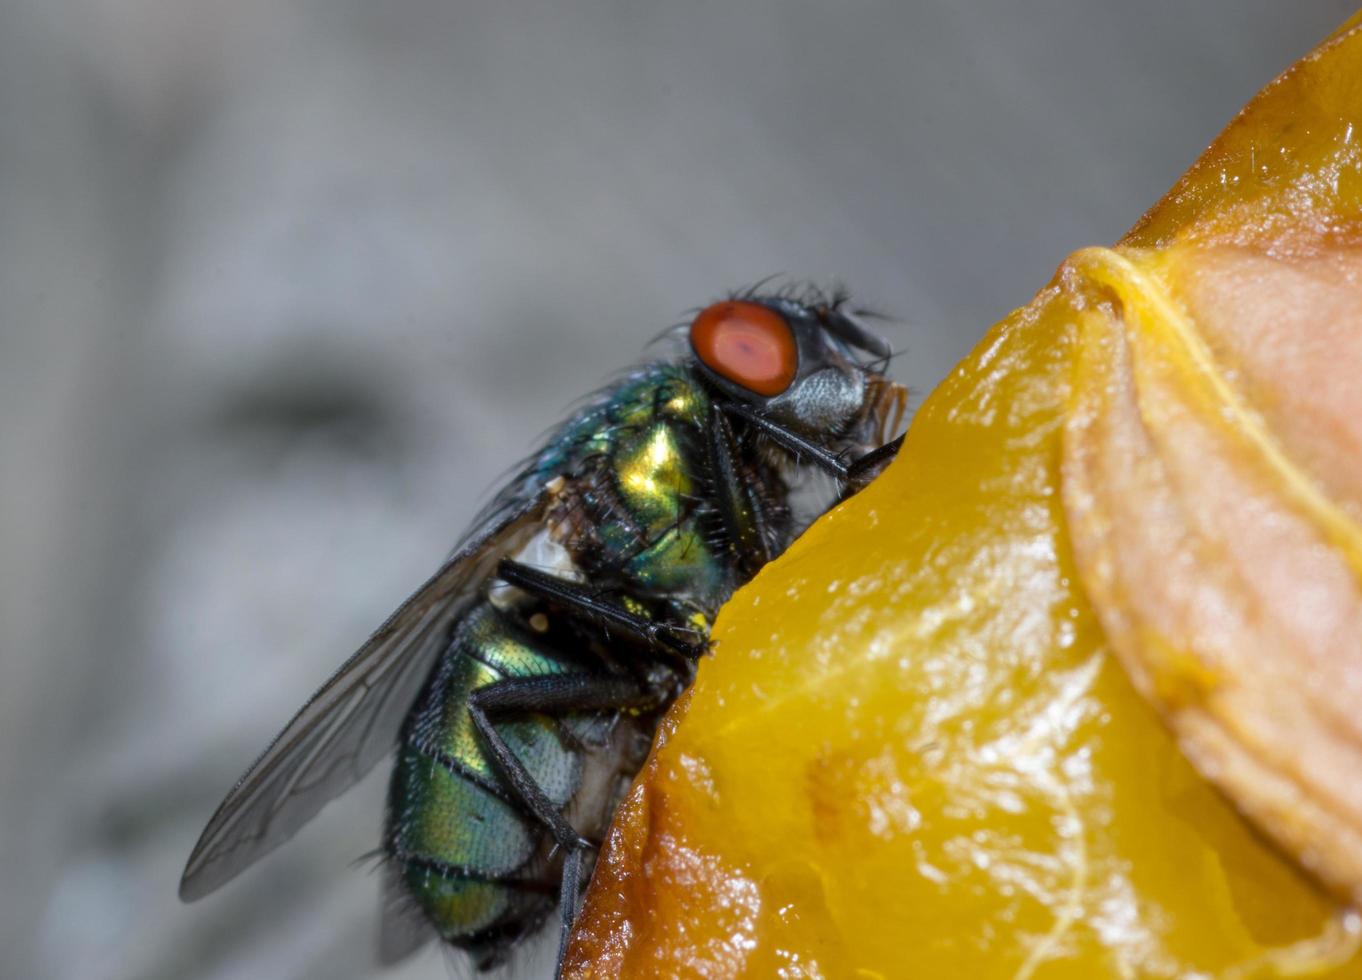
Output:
top-left (467, 673), bottom-right (661, 977)
top-left (843, 433), bottom-right (904, 479)
top-left (839, 432), bottom-right (905, 498)
top-left (496, 558), bottom-right (706, 662)
top-left (706, 405), bottom-right (773, 579)
top-left (719, 401), bottom-right (903, 495)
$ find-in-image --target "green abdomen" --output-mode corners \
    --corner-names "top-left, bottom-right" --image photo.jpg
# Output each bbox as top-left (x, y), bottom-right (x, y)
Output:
top-left (386, 602), bottom-right (639, 960)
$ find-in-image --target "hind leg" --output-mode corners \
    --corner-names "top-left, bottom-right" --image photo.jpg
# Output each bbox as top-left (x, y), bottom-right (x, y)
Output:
top-left (467, 673), bottom-right (662, 975)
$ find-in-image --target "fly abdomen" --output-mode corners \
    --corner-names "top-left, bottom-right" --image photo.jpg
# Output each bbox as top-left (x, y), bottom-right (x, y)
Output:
top-left (388, 746), bottom-right (551, 955)
top-left (386, 601), bottom-right (602, 963)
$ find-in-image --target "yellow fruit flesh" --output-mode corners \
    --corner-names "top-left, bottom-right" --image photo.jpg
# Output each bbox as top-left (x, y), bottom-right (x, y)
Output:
top-left (566, 275), bottom-right (1361, 977)
top-left (566, 12), bottom-right (1362, 978)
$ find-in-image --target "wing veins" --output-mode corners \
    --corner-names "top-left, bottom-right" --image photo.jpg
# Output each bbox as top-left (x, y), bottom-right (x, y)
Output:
top-left (180, 497), bottom-right (545, 901)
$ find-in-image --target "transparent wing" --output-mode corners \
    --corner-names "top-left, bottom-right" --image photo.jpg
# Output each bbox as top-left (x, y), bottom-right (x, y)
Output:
top-left (179, 495), bottom-right (545, 901)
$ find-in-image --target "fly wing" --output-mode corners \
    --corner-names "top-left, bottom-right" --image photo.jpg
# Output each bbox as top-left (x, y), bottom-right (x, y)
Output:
top-left (179, 493), bottom-right (547, 901)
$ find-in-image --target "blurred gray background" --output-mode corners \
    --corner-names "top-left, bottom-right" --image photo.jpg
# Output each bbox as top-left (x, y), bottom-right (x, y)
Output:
top-left (1, 2), bottom-right (1354, 978)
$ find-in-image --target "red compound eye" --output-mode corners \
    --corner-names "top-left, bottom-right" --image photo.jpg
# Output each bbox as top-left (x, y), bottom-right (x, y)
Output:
top-left (689, 301), bottom-right (798, 396)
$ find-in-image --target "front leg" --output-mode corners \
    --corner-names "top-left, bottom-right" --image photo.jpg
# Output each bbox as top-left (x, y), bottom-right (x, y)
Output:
top-left (719, 401), bottom-right (903, 487)
top-left (838, 432), bottom-right (905, 499)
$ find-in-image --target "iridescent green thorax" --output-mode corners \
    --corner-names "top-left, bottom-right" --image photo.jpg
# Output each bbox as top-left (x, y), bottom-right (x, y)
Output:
top-left (538, 363), bottom-right (787, 615)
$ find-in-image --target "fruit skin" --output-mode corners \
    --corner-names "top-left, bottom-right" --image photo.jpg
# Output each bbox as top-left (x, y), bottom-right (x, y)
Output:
top-left (565, 11), bottom-right (1362, 979)
top-left (1060, 7), bottom-right (1362, 921)
top-left (1122, 9), bottom-right (1362, 254)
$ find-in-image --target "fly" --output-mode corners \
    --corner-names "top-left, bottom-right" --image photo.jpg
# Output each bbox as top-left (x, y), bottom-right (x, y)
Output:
top-left (180, 287), bottom-right (908, 975)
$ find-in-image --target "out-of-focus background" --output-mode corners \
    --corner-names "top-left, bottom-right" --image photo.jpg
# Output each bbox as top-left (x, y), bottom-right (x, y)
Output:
top-left (1, 2), bottom-right (1353, 978)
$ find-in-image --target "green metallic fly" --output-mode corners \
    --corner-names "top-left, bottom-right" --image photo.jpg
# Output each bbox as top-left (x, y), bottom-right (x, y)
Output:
top-left (180, 287), bottom-right (907, 974)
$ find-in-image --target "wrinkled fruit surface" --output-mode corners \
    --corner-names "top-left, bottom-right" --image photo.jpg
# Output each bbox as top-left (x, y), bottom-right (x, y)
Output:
top-left (565, 12), bottom-right (1362, 979)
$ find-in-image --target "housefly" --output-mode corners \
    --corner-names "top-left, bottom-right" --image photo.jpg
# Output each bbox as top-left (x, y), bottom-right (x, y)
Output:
top-left (180, 287), bottom-right (907, 974)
